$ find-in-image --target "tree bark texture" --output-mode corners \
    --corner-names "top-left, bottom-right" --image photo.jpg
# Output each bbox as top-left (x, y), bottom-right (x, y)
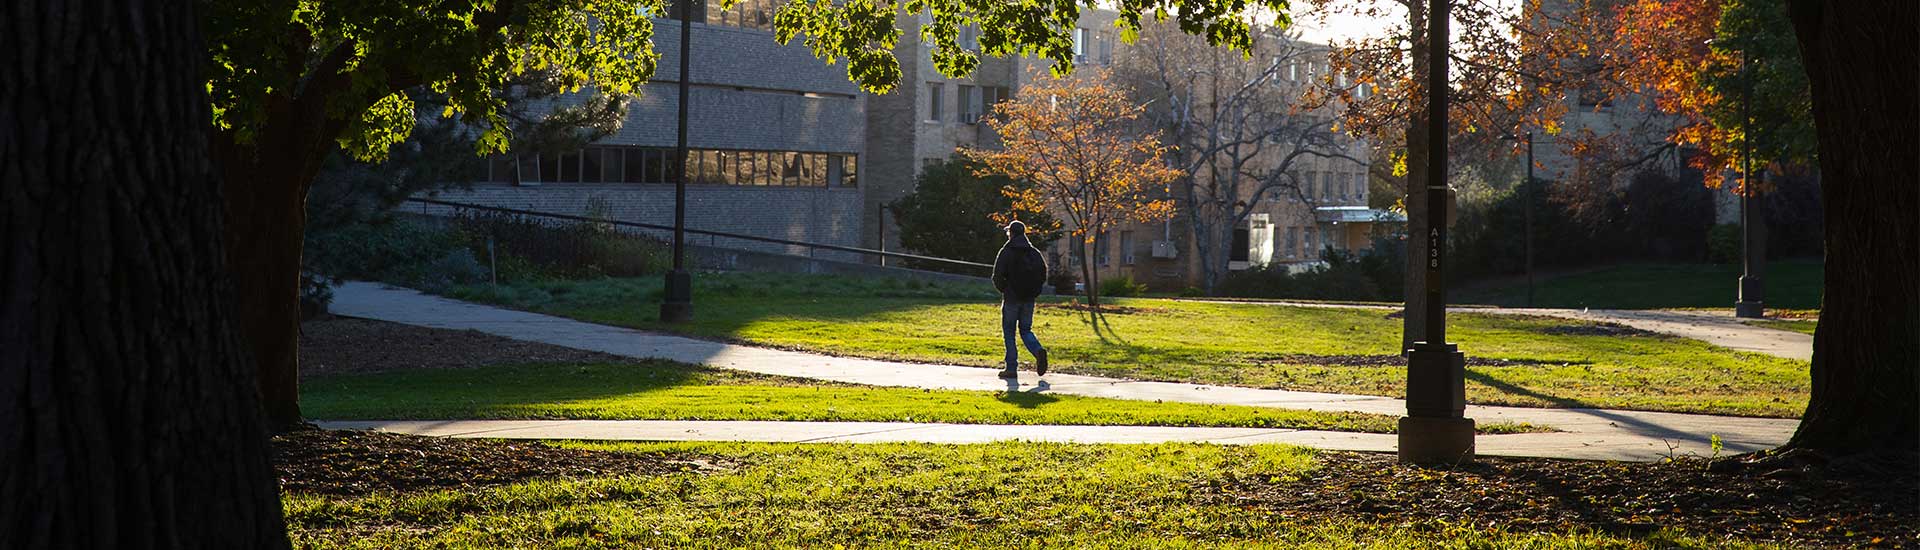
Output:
top-left (1783, 0), bottom-right (1918, 454)
top-left (0, 1), bottom-right (293, 547)
top-left (1401, 0), bottom-right (1432, 354)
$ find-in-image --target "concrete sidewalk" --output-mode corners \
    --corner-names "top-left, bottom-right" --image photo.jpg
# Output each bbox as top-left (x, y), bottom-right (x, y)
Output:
top-left (1177, 299), bottom-right (1813, 361)
top-left (325, 282), bottom-right (1800, 461)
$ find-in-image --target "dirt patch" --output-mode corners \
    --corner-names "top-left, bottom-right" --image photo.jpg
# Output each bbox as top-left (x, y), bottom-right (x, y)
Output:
top-left (299, 316), bottom-right (632, 377)
top-left (1537, 322), bottom-right (1662, 338)
top-left (273, 429), bottom-right (731, 496)
top-left (1248, 353), bottom-right (1577, 368)
top-left (1219, 450), bottom-right (1918, 548)
top-left (1036, 302), bottom-right (1166, 315)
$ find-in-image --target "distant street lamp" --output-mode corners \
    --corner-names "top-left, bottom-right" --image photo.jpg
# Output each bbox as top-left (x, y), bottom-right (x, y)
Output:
top-left (1734, 46), bottom-right (1766, 319)
top-left (660, 0), bottom-right (695, 323)
top-left (1500, 131), bottom-right (1536, 308)
top-left (1400, 0), bottom-right (1475, 465)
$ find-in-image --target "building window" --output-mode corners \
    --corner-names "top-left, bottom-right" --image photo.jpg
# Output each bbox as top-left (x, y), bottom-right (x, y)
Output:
top-left (1120, 230), bottom-right (1135, 265)
top-left (1285, 226), bottom-right (1299, 258)
top-left (959, 85), bottom-right (980, 123)
top-left (841, 155), bottom-right (858, 187)
top-left (1231, 228), bottom-right (1250, 262)
top-left (1072, 28), bottom-right (1086, 60)
top-left (960, 25), bottom-right (980, 49)
top-left (1095, 231), bottom-right (1110, 266)
top-left (1305, 227), bottom-right (1318, 258)
top-left (927, 82), bottom-right (944, 122)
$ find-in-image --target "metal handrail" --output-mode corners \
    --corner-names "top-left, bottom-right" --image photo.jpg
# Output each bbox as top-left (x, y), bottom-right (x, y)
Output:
top-left (402, 197), bottom-right (994, 271)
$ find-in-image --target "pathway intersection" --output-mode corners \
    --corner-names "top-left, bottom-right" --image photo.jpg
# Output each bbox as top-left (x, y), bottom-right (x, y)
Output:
top-left (322, 282), bottom-right (1803, 462)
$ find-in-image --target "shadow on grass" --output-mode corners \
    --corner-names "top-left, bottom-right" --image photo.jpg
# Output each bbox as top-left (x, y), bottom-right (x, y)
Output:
top-left (302, 362), bottom-right (715, 420)
top-left (1465, 369), bottom-right (1729, 444)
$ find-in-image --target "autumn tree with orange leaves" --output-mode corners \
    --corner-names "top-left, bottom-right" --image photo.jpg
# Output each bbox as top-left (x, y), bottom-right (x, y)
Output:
top-left (968, 72), bottom-right (1181, 308)
top-left (1608, 0), bottom-right (1813, 192)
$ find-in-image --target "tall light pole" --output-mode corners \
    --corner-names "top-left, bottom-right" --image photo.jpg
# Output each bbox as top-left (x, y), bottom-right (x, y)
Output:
top-left (1400, 0), bottom-right (1475, 465)
top-left (1501, 131), bottom-right (1536, 308)
top-left (660, 0), bottom-right (695, 323)
top-left (1734, 46), bottom-right (1765, 318)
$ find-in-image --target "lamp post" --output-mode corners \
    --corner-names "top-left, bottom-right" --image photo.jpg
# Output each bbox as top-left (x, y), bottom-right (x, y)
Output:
top-left (1500, 131), bottom-right (1536, 308)
top-left (660, 0), bottom-right (695, 323)
top-left (1734, 46), bottom-right (1765, 318)
top-left (1400, 0), bottom-right (1475, 465)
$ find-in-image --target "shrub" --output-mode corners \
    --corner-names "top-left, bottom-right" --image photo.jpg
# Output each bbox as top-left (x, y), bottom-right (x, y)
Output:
top-left (1215, 253), bottom-right (1386, 302)
top-left (1047, 267), bottom-right (1079, 295)
top-left (890, 158), bottom-right (1061, 274)
top-left (1099, 276), bottom-right (1148, 297)
top-left (449, 208), bottom-right (669, 281)
top-left (304, 217), bottom-right (472, 289)
top-left (1179, 286), bottom-right (1206, 297)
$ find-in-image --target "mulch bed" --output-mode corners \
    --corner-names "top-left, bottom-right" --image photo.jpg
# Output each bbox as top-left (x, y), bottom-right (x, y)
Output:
top-left (272, 429), bottom-right (731, 496)
top-left (1036, 302), bottom-right (1166, 315)
top-left (1248, 353), bottom-right (1574, 368)
top-left (299, 316), bottom-right (635, 376)
top-left (1536, 323), bottom-right (1663, 338)
top-left (1217, 450), bottom-right (1919, 548)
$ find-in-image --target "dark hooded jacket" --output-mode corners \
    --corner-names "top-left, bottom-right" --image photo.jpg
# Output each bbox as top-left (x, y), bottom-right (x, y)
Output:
top-left (993, 226), bottom-right (1048, 303)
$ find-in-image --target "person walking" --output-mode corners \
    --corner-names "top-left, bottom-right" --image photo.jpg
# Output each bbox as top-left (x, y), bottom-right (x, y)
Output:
top-left (992, 220), bottom-right (1049, 379)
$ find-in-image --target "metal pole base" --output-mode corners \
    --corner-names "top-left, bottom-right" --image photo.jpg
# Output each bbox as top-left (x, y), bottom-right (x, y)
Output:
top-left (659, 269), bottom-right (693, 323)
top-left (1735, 276), bottom-right (1765, 318)
top-left (1401, 342), bottom-right (1473, 465)
top-left (1398, 416), bottom-right (1476, 465)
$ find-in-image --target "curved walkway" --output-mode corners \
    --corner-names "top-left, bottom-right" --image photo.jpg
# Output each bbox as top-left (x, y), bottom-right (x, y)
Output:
top-left (1177, 299), bottom-right (1813, 361)
top-left (323, 282), bottom-right (1799, 462)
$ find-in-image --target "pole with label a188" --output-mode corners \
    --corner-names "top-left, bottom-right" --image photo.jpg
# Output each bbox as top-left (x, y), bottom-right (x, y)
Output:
top-left (1398, 0), bottom-right (1475, 465)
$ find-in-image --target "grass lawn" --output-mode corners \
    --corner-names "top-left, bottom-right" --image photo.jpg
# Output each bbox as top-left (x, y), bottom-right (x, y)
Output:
top-left (445, 273), bottom-right (1811, 418)
top-left (1748, 319), bottom-right (1817, 335)
top-left (284, 439), bottom-right (1796, 549)
top-left (1454, 260), bottom-right (1823, 310)
top-left (302, 360), bottom-right (1546, 433)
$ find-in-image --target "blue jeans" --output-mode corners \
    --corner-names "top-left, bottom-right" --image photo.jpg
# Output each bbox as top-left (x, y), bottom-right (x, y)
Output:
top-left (1001, 301), bottom-right (1045, 370)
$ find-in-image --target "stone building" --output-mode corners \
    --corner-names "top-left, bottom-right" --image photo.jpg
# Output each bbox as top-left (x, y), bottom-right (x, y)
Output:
top-left (410, 1), bottom-right (868, 261)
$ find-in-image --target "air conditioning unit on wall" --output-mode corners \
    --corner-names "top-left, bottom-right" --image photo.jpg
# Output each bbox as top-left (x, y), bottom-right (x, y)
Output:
top-left (1151, 240), bottom-right (1178, 259)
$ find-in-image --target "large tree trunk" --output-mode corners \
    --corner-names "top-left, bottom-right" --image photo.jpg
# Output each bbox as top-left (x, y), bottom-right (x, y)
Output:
top-left (213, 142), bottom-right (318, 430)
top-left (0, 0), bottom-right (293, 547)
top-left (1782, 1), bottom-right (1918, 455)
top-left (210, 79), bottom-right (346, 430)
top-left (1401, 0), bottom-right (1432, 354)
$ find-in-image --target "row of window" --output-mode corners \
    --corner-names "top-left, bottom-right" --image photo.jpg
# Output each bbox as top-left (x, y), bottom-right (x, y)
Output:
top-left (479, 146), bottom-right (857, 188)
top-left (1071, 27), bottom-right (1117, 66)
top-left (926, 83), bottom-right (1012, 124)
top-left (1278, 58), bottom-right (1373, 99)
top-left (1272, 170), bottom-right (1368, 204)
top-left (1280, 226), bottom-right (1337, 258)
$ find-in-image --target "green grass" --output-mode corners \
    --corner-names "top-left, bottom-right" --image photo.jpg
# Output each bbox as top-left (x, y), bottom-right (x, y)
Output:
top-left (1748, 319), bottom-right (1817, 335)
top-left (305, 361), bottom-right (1561, 433)
top-left (445, 273), bottom-right (1811, 418)
top-left (285, 441), bottom-right (1778, 549)
top-left (1454, 260), bottom-right (1823, 310)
